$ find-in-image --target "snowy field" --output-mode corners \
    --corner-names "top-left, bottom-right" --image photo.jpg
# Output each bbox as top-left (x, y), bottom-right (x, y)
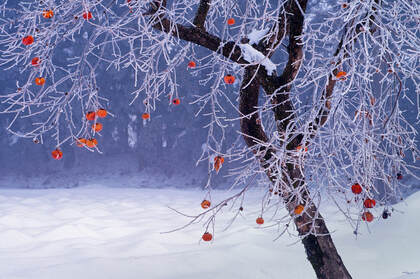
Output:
top-left (0, 185), bottom-right (419, 279)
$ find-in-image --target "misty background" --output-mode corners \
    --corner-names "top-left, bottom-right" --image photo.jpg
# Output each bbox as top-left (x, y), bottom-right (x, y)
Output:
top-left (0, 0), bottom-right (418, 196)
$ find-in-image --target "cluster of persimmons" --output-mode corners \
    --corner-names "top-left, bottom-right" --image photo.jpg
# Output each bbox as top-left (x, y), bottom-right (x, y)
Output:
top-left (25, 8), bottom-right (403, 244)
top-left (199, 178), bottom-right (399, 242)
top-left (26, 13), bottom-right (238, 161)
top-left (23, 9), bottom-right (94, 87)
top-left (50, 108), bottom-right (107, 160)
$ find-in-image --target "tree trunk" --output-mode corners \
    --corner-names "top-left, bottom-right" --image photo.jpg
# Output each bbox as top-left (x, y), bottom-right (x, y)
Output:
top-left (298, 210), bottom-right (352, 279)
top-left (149, 1), bottom-right (353, 277)
top-left (289, 168), bottom-right (352, 279)
top-left (239, 67), bottom-right (352, 279)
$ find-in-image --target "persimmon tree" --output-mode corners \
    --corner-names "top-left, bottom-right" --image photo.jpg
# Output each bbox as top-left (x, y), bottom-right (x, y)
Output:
top-left (0, 0), bottom-right (419, 278)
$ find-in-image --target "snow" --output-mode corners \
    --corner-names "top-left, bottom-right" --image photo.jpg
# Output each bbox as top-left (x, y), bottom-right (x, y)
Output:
top-left (128, 114), bottom-right (138, 148)
top-left (394, 272), bottom-right (420, 279)
top-left (247, 28), bottom-right (270, 45)
top-left (0, 186), bottom-right (419, 279)
top-left (8, 134), bottom-right (19, 146)
top-left (239, 44), bottom-right (277, 75)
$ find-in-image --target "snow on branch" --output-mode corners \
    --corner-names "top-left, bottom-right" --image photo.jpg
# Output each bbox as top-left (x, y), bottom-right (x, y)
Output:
top-left (239, 43), bottom-right (276, 75)
top-left (247, 28), bottom-right (270, 45)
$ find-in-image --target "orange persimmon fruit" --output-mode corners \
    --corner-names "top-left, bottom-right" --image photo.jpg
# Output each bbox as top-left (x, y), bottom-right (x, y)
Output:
top-left (51, 148), bottom-right (63, 160)
top-left (202, 232), bottom-right (212, 241)
top-left (256, 217), bottom-right (264, 225)
top-left (35, 77), bottom-right (45, 85)
top-left (187, 61), bottom-right (196, 68)
top-left (296, 145), bottom-right (308, 152)
top-left (142, 113), bottom-right (150, 120)
top-left (22, 35), bottom-right (34, 46)
top-left (92, 123), bottom-right (103, 132)
top-left (201, 200), bottom-right (211, 209)
top-left (42, 10), bottom-right (54, 19)
top-left (172, 98), bottom-right (180, 105)
top-left (362, 211), bottom-right (374, 222)
top-left (31, 57), bottom-right (40, 66)
top-left (83, 11), bottom-right (92, 20)
top-left (76, 138), bottom-right (87, 147)
top-left (336, 71), bottom-right (347, 80)
top-left (351, 183), bottom-right (362, 194)
top-left (363, 198), bottom-right (376, 208)
top-left (96, 108), bottom-right (107, 118)
top-left (86, 138), bottom-right (98, 148)
top-left (227, 18), bottom-right (235, 25)
top-left (224, 75), bottom-right (235, 84)
top-left (86, 111), bottom-right (96, 121)
top-left (214, 155), bottom-right (224, 164)
top-left (294, 205), bottom-right (304, 215)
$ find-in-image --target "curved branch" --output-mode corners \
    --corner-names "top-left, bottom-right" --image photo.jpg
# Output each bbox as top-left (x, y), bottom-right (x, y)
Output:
top-left (148, 0), bottom-right (280, 85)
top-left (148, 0), bottom-right (247, 65)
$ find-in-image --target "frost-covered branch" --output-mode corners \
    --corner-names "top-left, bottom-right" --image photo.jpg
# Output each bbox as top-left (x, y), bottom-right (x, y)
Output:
top-left (0, 2), bottom-right (418, 270)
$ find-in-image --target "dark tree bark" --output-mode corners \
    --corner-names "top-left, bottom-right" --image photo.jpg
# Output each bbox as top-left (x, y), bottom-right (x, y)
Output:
top-left (149, 0), bottom-right (354, 278)
top-left (240, 66), bottom-right (352, 279)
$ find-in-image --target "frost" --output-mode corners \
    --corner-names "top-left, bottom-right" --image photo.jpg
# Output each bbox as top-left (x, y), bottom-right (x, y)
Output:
top-left (111, 127), bottom-right (119, 142)
top-left (314, 0), bottom-right (334, 13)
top-left (128, 114), bottom-right (137, 148)
top-left (201, 143), bottom-right (208, 152)
top-left (129, 114), bottom-right (137, 122)
top-left (247, 28), bottom-right (270, 45)
top-left (127, 124), bottom-right (137, 148)
top-left (239, 44), bottom-right (276, 75)
top-left (0, 0), bottom-right (418, 252)
top-left (8, 134), bottom-right (19, 146)
top-left (162, 136), bottom-right (167, 148)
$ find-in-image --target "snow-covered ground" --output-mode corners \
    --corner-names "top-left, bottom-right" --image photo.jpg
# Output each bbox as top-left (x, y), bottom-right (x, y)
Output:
top-left (0, 185), bottom-right (419, 279)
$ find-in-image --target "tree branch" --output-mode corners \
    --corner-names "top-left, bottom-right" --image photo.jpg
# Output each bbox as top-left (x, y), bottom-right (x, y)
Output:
top-left (257, 0), bottom-right (308, 149)
top-left (239, 67), bottom-right (269, 149)
top-left (148, 1), bottom-right (249, 66)
top-left (239, 66), bottom-right (351, 279)
top-left (278, 0), bottom-right (308, 92)
top-left (147, 0), bottom-right (285, 83)
top-left (307, 2), bottom-right (383, 138)
top-left (193, 0), bottom-right (212, 30)
top-left (257, 3), bottom-right (287, 57)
